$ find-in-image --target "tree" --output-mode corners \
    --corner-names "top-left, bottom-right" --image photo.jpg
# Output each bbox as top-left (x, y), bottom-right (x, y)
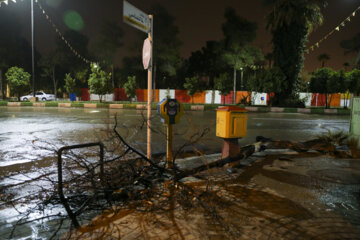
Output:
top-left (5, 66), bottom-right (31, 100)
top-left (309, 67), bottom-right (335, 108)
top-left (184, 76), bottom-right (202, 103)
top-left (0, 7), bottom-right (33, 98)
top-left (38, 52), bottom-right (62, 98)
top-left (266, 0), bottom-right (327, 104)
top-left (123, 76), bottom-right (137, 102)
top-left (340, 32), bottom-right (360, 69)
top-left (247, 67), bottom-right (286, 106)
top-left (317, 53), bottom-right (330, 68)
top-left (222, 7), bottom-right (260, 103)
top-left (64, 73), bottom-right (76, 94)
top-left (92, 21), bottom-right (123, 87)
top-left (151, 4), bottom-right (182, 88)
top-left (346, 69), bottom-right (360, 96)
top-left (187, 41), bottom-right (226, 90)
top-left (88, 64), bottom-right (112, 102)
top-left (222, 45), bottom-right (263, 90)
top-left (214, 73), bottom-right (232, 98)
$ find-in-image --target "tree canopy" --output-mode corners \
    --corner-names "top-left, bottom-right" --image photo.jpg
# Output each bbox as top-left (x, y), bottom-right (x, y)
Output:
top-left (266, 0), bottom-right (327, 104)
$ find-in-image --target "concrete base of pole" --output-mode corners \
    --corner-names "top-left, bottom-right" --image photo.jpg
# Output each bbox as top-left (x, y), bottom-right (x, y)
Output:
top-left (221, 138), bottom-right (241, 159)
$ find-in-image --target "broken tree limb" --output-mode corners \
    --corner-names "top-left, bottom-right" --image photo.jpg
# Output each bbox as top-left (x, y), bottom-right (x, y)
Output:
top-left (174, 142), bottom-right (265, 180)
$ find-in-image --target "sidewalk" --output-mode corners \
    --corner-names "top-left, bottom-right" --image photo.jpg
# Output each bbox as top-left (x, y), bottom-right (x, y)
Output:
top-left (68, 150), bottom-right (360, 239)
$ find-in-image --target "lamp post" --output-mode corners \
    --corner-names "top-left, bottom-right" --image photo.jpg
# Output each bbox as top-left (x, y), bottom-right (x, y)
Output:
top-left (31, 0), bottom-right (35, 97)
top-left (240, 67), bottom-right (244, 90)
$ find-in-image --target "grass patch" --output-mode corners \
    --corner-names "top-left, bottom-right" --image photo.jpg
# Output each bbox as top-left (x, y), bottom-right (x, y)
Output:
top-left (204, 104), bottom-right (221, 110)
top-left (71, 103), bottom-right (84, 108)
top-left (257, 107), bottom-right (270, 112)
top-left (0, 101), bottom-right (7, 106)
top-left (336, 108), bottom-right (350, 115)
top-left (96, 103), bottom-right (110, 108)
top-left (45, 102), bottom-right (58, 107)
top-left (284, 108), bottom-right (297, 113)
top-left (21, 102), bottom-right (33, 106)
top-left (310, 108), bottom-right (324, 114)
top-left (123, 103), bottom-right (136, 109)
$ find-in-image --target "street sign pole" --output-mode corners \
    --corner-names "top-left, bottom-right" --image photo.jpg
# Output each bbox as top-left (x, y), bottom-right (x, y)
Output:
top-left (123, 1), bottom-right (153, 159)
top-left (147, 15), bottom-right (153, 159)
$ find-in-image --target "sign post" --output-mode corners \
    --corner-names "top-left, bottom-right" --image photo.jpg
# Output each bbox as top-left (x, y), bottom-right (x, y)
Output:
top-left (123, 1), bottom-right (153, 159)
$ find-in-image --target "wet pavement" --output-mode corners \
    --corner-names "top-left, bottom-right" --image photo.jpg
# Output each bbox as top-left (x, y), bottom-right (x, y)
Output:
top-left (0, 106), bottom-right (357, 239)
top-left (72, 151), bottom-right (360, 239)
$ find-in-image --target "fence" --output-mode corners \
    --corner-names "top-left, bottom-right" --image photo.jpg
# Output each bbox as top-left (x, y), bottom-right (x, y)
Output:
top-left (80, 88), bottom-right (354, 107)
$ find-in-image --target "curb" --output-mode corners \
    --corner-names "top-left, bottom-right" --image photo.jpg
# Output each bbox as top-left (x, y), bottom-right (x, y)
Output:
top-left (2, 102), bottom-right (351, 115)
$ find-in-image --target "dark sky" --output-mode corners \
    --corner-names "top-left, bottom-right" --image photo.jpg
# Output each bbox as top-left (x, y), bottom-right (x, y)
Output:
top-left (4, 0), bottom-right (360, 73)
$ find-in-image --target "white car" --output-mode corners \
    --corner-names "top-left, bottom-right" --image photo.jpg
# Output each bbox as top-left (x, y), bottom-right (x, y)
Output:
top-left (20, 91), bottom-right (56, 101)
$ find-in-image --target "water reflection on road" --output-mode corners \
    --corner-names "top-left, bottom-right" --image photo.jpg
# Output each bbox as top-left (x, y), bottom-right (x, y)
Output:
top-left (0, 106), bottom-right (352, 239)
top-left (0, 106), bottom-right (350, 170)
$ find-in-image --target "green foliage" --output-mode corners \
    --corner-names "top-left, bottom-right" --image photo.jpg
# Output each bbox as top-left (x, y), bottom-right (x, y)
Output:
top-left (187, 41), bottom-right (225, 89)
top-left (330, 70), bottom-right (347, 93)
top-left (45, 102), bottom-right (58, 107)
top-left (151, 4), bottom-right (182, 88)
top-left (214, 73), bottom-right (232, 96)
top-left (310, 108), bottom-right (325, 114)
top-left (309, 67), bottom-right (343, 108)
top-left (222, 7), bottom-right (257, 47)
top-left (64, 73), bottom-right (76, 93)
top-left (21, 102), bottom-right (33, 106)
top-left (184, 77), bottom-right (202, 97)
top-left (71, 102), bottom-right (84, 108)
top-left (346, 69), bottom-right (360, 95)
top-left (248, 67), bottom-right (286, 93)
top-left (88, 64), bottom-right (112, 102)
top-left (5, 66), bottom-right (31, 100)
top-left (266, 0), bottom-right (327, 101)
top-left (93, 21), bottom-right (123, 67)
top-left (248, 67), bottom-right (286, 106)
top-left (123, 76), bottom-right (137, 102)
top-left (309, 68), bottom-right (334, 94)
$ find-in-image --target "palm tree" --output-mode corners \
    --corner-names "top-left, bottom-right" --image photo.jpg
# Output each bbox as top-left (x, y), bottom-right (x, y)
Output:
top-left (340, 32), bottom-right (360, 69)
top-left (265, 0), bottom-right (327, 104)
top-left (317, 53), bottom-right (330, 68)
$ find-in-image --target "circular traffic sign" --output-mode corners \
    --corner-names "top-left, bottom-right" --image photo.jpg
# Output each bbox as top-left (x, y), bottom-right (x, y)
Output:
top-left (142, 38), bottom-right (152, 69)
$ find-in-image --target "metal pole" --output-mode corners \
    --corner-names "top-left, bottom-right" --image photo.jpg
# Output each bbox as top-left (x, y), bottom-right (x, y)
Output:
top-left (240, 68), bottom-right (244, 90)
top-left (233, 67), bottom-right (236, 104)
top-left (166, 124), bottom-right (173, 168)
top-left (31, 0), bottom-right (35, 97)
top-left (147, 15), bottom-right (153, 159)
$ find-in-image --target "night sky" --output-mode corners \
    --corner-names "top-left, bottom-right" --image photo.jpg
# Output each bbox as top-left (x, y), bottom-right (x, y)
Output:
top-left (4, 0), bottom-right (360, 73)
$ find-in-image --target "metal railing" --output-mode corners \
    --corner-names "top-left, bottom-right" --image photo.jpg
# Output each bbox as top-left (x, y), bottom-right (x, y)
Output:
top-left (57, 142), bottom-right (104, 228)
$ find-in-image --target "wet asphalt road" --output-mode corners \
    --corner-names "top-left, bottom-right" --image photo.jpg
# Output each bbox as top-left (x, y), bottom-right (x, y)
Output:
top-left (0, 106), bottom-right (350, 170)
top-left (0, 106), bottom-right (355, 239)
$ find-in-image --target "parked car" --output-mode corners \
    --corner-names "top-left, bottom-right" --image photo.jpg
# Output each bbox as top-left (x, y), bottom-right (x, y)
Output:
top-left (20, 91), bottom-right (56, 101)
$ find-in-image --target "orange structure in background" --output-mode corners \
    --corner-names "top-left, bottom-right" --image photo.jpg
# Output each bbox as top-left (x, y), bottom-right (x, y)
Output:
top-left (235, 91), bottom-right (251, 104)
top-left (329, 93), bottom-right (341, 107)
top-left (144, 89), bottom-right (159, 103)
top-left (192, 91), bottom-right (206, 104)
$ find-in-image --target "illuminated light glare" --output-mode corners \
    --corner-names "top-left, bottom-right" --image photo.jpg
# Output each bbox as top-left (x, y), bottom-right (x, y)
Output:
top-left (63, 10), bottom-right (84, 31)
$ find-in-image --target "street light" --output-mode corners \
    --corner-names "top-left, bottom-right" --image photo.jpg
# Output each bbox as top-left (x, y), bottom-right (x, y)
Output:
top-left (2, 0), bottom-right (36, 97)
top-left (31, 0), bottom-right (35, 97)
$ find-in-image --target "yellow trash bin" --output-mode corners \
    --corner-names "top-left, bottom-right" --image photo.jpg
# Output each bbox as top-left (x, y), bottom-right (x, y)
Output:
top-left (216, 106), bottom-right (248, 139)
